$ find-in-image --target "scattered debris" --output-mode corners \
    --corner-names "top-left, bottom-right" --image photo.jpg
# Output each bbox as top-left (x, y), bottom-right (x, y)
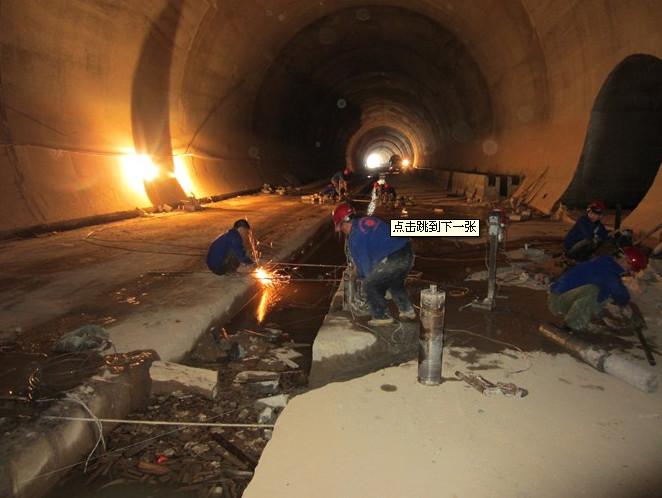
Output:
top-left (466, 266), bottom-right (547, 291)
top-left (455, 371), bottom-right (528, 398)
top-left (150, 361), bottom-right (218, 400)
top-left (257, 407), bottom-right (275, 424)
top-left (255, 394), bottom-right (289, 410)
top-left (261, 183), bottom-right (274, 194)
top-left (180, 196), bottom-right (202, 212)
top-left (52, 325), bottom-right (109, 353)
top-left (233, 371), bottom-right (280, 383)
top-left (270, 347), bottom-right (302, 369)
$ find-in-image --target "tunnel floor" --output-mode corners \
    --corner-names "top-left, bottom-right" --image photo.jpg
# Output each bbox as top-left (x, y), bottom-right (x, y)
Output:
top-left (2, 173), bottom-right (661, 498)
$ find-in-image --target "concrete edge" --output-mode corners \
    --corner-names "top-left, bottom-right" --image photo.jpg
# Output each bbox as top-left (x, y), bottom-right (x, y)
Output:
top-left (0, 362), bottom-right (152, 498)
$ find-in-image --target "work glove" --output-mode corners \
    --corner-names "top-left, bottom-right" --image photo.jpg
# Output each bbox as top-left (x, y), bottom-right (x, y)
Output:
top-left (237, 263), bottom-right (256, 274)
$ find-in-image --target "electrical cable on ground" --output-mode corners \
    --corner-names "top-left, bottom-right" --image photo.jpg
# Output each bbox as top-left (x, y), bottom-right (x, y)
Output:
top-left (43, 416), bottom-right (275, 429)
top-left (445, 327), bottom-right (533, 375)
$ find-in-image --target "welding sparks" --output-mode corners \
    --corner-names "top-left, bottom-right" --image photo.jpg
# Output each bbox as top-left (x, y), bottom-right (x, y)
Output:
top-left (254, 267), bottom-right (274, 286)
top-left (256, 288), bottom-right (270, 323)
top-left (253, 267), bottom-right (286, 323)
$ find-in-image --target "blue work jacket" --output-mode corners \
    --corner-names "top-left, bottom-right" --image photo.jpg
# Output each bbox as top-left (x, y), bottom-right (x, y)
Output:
top-left (550, 255), bottom-right (630, 305)
top-left (348, 217), bottom-right (408, 278)
top-left (564, 214), bottom-right (609, 250)
top-left (206, 229), bottom-right (254, 274)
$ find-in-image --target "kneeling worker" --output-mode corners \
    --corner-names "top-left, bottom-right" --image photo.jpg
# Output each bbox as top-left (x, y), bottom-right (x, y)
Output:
top-left (332, 203), bottom-right (416, 326)
top-left (548, 246), bottom-right (648, 333)
top-left (564, 201), bottom-right (609, 261)
top-left (206, 219), bottom-right (256, 275)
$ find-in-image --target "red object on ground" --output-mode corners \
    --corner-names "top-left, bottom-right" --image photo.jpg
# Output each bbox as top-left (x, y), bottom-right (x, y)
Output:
top-left (156, 455), bottom-right (169, 464)
top-left (622, 246), bottom-right (648, 272)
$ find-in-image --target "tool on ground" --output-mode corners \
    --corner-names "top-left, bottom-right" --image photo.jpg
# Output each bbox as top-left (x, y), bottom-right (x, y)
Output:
top-left (538, 323), bottom-right (658, 393)
top-left (455, 371), bottom-right (528, 397)
top-left (418, 284), bottom-right (446, 385)
top-left (629, 302), bottom-right (656, 366)
top-left (469, 208), bottom-right (506, 311)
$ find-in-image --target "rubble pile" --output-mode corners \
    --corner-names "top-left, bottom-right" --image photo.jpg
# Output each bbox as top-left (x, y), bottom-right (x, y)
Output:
top-left (51, 325), bottom-right (308, 497)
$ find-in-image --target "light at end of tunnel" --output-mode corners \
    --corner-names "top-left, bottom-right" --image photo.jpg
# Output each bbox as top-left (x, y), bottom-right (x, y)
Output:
top-left (402, 159), bottom-right (411, 168)
top-left (366, 152), bottom-right (384, 169)
top-left (173, 155), bottom-right (196, 197)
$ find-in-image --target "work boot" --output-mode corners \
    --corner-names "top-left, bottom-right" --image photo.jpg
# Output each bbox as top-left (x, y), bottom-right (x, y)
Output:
top-left (399, 309), bottom-right (417, 320)
top-left (367, 317), bottom-right (395, 327)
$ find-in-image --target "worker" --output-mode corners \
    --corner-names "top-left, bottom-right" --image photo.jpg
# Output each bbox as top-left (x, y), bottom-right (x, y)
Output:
top-left (206, 219), bottom-right (256, 275)
top-left (331, 168), bottom-right (351, 197)
top-left (332, 203), bottom-right (416, 326)
top-left (564, 201), bottom-right (609, 261)
top-left (319, 183), bottom-right (338, 202)
top-left (382, 183), bottom-right (397, 203)
top-left (548, 246), bottom-right (648, 333)
top-left (371, 177), bottom-right (386, 198)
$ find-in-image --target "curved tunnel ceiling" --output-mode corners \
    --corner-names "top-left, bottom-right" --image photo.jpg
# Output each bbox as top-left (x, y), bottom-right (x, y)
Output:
top-left (250, 6), bottom-right (493, 178)
top-left (2, 0), bottom-right (662, 235)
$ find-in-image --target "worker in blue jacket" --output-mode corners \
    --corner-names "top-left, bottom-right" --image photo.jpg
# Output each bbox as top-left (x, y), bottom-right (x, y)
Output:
top-left (564, 201), bottom-right (609, 261)
top-left (548, 247), bottom-right (648, 332)
top-left (206, 219), bottom-right (256, 275)
top-left (332, 203), bottom-right (416, 326)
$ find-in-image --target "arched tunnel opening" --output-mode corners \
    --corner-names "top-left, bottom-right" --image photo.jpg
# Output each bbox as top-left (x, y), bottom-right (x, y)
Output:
top-left (251, 6), bottom-right (492, 182)
top-left (2, 3), bottom-right (662, 498)
top-left (562, 54), bottom-right (662, 209)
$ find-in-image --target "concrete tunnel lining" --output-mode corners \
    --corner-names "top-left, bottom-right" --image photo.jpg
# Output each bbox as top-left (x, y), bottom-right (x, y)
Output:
top-left (1, 1), bottom-right (661, 234)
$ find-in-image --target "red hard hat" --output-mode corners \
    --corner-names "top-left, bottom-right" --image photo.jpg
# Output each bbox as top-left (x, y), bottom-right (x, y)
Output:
top-left (332, 203), bottom-right (354, 229)
top-left (587, 200), bottom-right (606, 213)
top-left (621, 246), bottom-right (648, 272)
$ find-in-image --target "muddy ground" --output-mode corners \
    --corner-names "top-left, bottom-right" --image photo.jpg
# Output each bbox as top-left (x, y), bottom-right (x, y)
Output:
top-left (3, 184), bottom-right (656, 498)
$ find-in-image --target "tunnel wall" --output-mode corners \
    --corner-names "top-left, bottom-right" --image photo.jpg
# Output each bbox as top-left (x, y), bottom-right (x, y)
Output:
top-left (0, 0), bottom-right (268, 234)
top-left (1, 0), bottom-right (661, 234)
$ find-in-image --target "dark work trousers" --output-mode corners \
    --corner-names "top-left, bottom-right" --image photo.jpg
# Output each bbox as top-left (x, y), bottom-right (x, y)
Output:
top-left (363, 243), bottom-right (414, 319)
top-left (212, 252), bottom-right (240, 276)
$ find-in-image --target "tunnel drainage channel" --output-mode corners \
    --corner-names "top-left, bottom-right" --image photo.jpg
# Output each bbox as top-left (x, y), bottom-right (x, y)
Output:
top-left (184, 220), bottom-right (347, 379)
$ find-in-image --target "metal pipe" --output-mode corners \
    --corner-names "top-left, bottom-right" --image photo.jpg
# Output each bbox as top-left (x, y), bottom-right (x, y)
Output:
top-left (418, 284), bottom-right (446, 385)
top-left (538, 324), bottom-right (658, 393)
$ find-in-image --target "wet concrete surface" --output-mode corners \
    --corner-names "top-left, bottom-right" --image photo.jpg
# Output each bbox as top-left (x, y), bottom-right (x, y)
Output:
top-left (6, 175), bottom-right (657, 498)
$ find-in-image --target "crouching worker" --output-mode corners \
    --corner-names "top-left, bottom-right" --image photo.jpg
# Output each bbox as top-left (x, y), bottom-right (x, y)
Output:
top-left (548, 247), bottom-right (648, 333)
top-left (206, 219), bottom-right (256, 275)
top-left (564, 201), bottom-right (609, 261)
top-left (332, 203), bottom-right (416, 326)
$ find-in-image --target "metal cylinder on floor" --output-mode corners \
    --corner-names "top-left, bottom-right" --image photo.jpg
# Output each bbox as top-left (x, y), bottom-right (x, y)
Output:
top-left (418, 284), bottom-right (446, 385)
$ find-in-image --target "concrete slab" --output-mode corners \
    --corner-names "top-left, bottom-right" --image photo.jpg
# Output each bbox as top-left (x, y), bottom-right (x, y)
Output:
top-left (245, 348), bottom-right (662, 498)
top-left (0, 193), bottom-right (332, 360)
top-left (309, 282), bottom-right (419, 388)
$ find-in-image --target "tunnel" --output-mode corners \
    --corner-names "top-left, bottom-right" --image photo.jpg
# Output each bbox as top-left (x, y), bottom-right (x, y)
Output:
top-left (2, 3), bottom-right (662, 497)
top-left (2, 0), bottom-right (660, 236)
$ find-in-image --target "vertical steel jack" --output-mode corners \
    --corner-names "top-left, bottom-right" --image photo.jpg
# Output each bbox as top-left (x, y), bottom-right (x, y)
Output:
top-left (469, 209), bottom-right (506, 311)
